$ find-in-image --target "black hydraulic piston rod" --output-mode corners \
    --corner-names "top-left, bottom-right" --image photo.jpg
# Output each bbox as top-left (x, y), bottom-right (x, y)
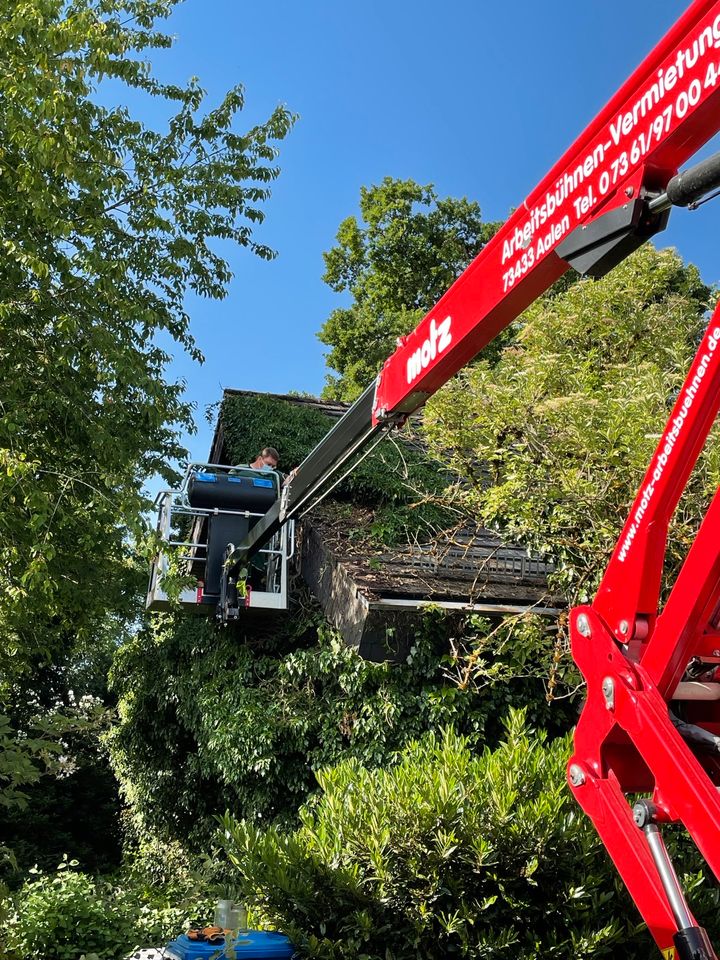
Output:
top-left (556, 150), bottom-right (720, 280)
top-left (648, 149), bottom-right (720, 213)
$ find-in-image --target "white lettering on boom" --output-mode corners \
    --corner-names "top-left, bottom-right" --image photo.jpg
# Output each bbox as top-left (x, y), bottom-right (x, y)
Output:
top-left (406, 316), bottom-right (453, 384)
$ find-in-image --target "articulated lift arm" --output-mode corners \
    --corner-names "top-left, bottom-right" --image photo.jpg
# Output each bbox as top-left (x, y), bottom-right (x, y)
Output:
top-left (568, 310), bottom-right (720, 959)
top-left (228, 7), bottom-right (720, 955)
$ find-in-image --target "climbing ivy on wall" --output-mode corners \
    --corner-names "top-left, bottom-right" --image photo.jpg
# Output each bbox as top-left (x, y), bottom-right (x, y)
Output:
top-left (220, 394), bottom-right (333, 474)
top-left (219, 393), bottom-right (457, 544)
top-left (109, 602), bottom-right (571, 845)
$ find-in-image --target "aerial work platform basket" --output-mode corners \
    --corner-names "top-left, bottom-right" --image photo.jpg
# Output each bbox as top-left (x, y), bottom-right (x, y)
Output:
top-left (146, 462), bottom-right (295, 616)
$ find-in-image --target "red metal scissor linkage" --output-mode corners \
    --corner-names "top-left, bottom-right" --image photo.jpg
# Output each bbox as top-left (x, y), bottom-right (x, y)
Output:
top-left (569, 304), bottom-right (720, 960)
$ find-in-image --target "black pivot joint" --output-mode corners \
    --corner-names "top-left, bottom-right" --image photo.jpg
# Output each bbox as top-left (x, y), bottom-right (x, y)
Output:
top-left (674, 925), bottom-right (718, 960)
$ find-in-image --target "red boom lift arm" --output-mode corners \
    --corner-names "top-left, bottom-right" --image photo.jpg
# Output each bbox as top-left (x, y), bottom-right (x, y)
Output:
top-left (568, 305), bottom-right (720, 960)
top-left (372, 0), bottom-right (720, 424)
top-left (226, 6), bottom-right (720, 954)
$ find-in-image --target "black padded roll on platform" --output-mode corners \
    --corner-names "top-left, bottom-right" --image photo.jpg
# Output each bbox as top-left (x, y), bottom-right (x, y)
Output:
top-left (187, 470), bottom-right (278, 511)
top-left (187, 470), bottom-right (279, 596)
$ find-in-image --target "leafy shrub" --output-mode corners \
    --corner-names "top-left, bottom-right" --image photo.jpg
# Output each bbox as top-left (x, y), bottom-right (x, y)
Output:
top-left (3, 861), bottom-right (133, 960)
top-left (1, 856), bottom-right (215, 960)
top-left (221, 711), bottom-right (719, 959)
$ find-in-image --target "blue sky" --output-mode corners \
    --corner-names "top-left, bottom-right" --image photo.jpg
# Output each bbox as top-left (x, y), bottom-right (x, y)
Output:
top-left (121, 0), bottom-right (720, 471)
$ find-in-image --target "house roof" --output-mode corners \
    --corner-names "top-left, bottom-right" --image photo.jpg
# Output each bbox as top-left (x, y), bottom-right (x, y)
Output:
top-left (210, 388), bottom-right (562, 656)
top-left (210, 389), bottom-right (348, 463)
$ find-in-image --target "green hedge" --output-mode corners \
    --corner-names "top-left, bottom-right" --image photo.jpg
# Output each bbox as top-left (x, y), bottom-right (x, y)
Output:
top-left (221, 711), bottom-right (720, 959)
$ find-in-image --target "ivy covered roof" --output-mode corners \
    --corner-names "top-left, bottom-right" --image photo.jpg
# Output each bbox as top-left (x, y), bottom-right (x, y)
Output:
top-left (209, 389), bottom-right (560, 657)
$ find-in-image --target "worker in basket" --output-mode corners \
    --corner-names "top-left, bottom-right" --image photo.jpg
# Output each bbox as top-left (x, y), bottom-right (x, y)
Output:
top-left (250, 445), bottom-right (297, 487)
top-left (249, 446), bottom-right (279, 471)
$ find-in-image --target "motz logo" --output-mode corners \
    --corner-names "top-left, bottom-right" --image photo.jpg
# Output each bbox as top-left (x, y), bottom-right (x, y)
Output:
top-left (406, 315), bottom-right (452, 384)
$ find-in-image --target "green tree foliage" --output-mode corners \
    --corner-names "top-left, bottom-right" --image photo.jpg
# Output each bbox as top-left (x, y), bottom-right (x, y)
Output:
top-left (423, 246), bottom-right (717, 600)
top-left (220, 712), bottom-right (660, 959)
top-left (0, 626), bottom-right (124, 884)
top-left (318, 178), bottom-right (500, 401)
top-left (109, 610), bottom-right (568, 844)
top-left (0, 712), bottom-right (64, 850)
top-left (0, 708), bottom-right (121, 885)
top-left (0, 0), bottom-right (295, 679)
